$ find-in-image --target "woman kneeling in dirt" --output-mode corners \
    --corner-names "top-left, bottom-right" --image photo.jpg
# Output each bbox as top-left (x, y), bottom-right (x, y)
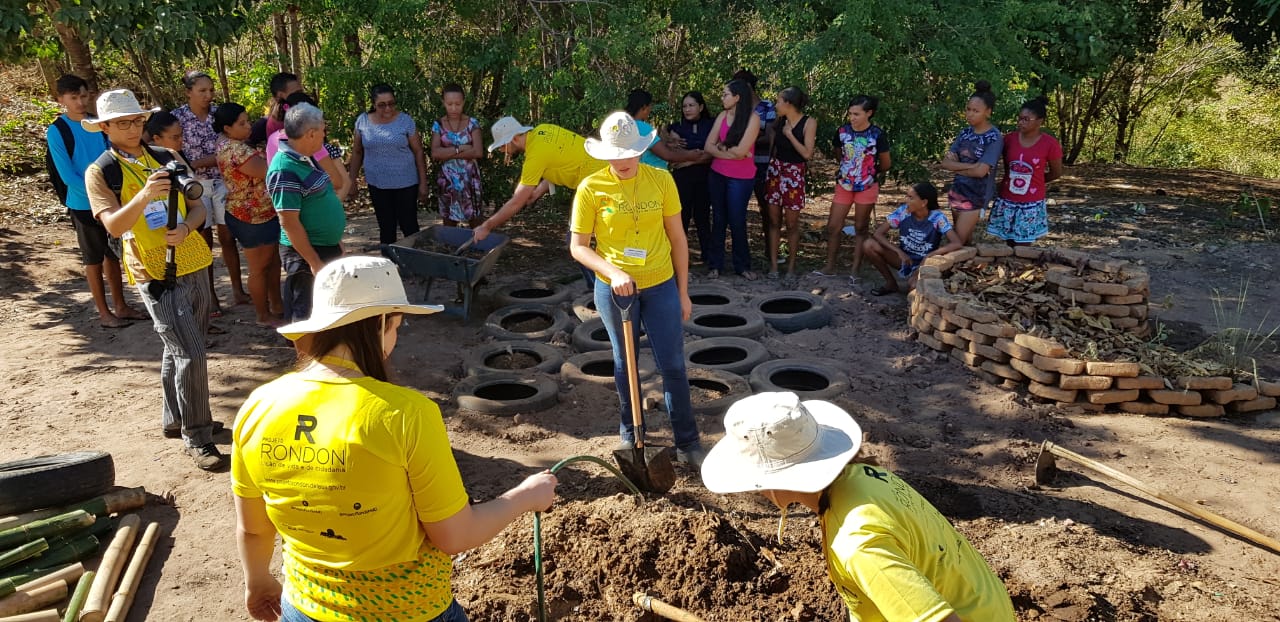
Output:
top-left (700, 392), bottom-right (1016, 621)
top-left (862, 182), bottom-right (963, 296)
top-left (231, 256), bottom-right (557, 622)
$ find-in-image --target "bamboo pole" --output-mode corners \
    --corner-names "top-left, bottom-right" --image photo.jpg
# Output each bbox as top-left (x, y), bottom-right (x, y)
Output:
top-left (77, 514), bottom-right (139, 622)
top-left (0, 542), bottom-right (48, 573)
top-left (2, 536), bottom-right (100, 583)
top-left (0, 610), bottom-right (61, 622)
top-left (15, 564), bottom-right (82, 594)
top-left (0, 512), bottom-right (94, 550)
top-left (0, 489), bottom-right (145, 532)
top-left (62, 572), bottom-right (94, 622)
top-left (0, 581), bottom-right (67, 617)
top-left (102, 523), bottom-right (158, 622)
top-left (632, 593), bottom-right (708, 622)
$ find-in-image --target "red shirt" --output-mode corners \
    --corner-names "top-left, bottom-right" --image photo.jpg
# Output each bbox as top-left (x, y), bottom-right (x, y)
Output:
top-left (999, 132), bottom-right (1062, 202)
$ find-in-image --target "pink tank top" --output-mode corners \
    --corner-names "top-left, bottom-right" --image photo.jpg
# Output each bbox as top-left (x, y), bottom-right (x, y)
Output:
top-left (711, 117), bottom-right (757, 180)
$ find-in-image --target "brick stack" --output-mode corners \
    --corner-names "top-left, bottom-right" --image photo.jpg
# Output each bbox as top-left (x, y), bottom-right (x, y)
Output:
top-left (907, 245), bottom-right (1279, 417)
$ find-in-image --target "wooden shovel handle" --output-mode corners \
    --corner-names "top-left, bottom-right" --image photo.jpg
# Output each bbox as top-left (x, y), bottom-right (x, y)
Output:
top-left (620, 316), bottom-right (644, 448)
top-left (632, 592), bottom-right (707, 622)
top-left (1044, 441), bottom-right (1280, 555)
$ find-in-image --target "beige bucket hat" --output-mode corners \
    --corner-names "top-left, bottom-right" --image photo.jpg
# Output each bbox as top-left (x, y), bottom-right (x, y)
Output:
top-left (584, 110), bottom-right (657, 160)
top-left (278, 256), bottom-right (442, 340)
top-left (488, 116), bottom-right (535, 152)
top-left (81, 89), bottom-right (161, 133)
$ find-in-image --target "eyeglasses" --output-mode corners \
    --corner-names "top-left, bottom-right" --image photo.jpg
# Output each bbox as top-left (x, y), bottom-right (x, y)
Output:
top-left (107, 118), bottom-right (147, 129)
top-left (375, 101), bottom-right (397, 109)
top-left (1017, 115), bottom-right (1041, 123)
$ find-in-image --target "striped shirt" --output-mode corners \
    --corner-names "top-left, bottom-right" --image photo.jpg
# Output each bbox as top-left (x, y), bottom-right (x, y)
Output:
top-left (267, 141), bottom-right (346, 247)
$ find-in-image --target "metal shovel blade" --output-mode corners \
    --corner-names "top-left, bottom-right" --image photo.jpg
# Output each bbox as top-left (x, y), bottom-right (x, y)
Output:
top-left (613, 445), bottom-right (676, 494)
top-left (1034, 440), bottom-right (1060, 485)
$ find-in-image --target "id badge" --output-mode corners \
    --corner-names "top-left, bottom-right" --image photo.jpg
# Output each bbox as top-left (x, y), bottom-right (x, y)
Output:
top-left (620, 247), bottom-right (648, 266)
top-left (143, 201), bottom-right (168, 230)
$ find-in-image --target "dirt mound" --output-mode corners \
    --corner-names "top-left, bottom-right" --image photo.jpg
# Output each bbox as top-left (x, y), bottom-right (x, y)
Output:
top-left (454, 494), bottom-right (843, 621)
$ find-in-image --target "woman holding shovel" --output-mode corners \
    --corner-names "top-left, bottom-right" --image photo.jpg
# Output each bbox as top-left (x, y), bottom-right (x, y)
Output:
top-left (700, 392), bottom-right (1016, 621)
top-left (232, 256), bottom-right (557, 622)
top-left (569, 111), bottom-right (706, 469)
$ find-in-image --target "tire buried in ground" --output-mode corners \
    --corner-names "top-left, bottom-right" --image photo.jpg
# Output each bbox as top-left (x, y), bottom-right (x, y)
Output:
top-left (0, 451), bottom-right (115, 515)
top-left (684, 336), bottom-right (770, 375)
top-left (572, 317), bottom-right (649, 352)
top-left (492, 280), bottom-right (574, 307)
top-left (748, 358), bottom-right (850, 401)
top-left (683, 306), bottom-right (766, 338)
top-left (463, 341), bottom-right (565, 376)
top-left (561, 350), bottom-right (656, 385)
top-left (686, 368), bottom-right (751, 417)
top-left (571, 292), bottom-right (599, 322)
top-left (454, 373), bottom-right (560, 416)
top-left (687, 283), bottom-right (745, 309)
top-left (754, 291), bottom-right (832, 333)
top-left (485, 303), bottom-right (573, 342)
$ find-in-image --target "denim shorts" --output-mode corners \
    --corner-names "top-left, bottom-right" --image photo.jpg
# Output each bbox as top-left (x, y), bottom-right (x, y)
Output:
top-left (225, 213), bottom-right (281, 249)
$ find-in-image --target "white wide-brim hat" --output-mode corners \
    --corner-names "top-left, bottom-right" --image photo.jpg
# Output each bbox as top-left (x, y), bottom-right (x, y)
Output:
top-left (701, 392), bottom-right (862, 494)
top-left (584, 110), bottom-right (657, 161)
top-left (488, 116), bottom-right (534, 152)
top-left (81, 89), bottom-right (161, 133)
top-left (278, 256), bottom-right (442, 340)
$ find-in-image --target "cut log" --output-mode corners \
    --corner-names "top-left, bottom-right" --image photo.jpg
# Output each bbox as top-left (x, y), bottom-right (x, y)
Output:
top-left (78, 514), bottom-right (141, 622)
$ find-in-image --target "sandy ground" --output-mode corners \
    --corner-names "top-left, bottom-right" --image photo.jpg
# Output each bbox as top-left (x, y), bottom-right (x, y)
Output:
top-left (1, 162), bottom-right (1279, 621)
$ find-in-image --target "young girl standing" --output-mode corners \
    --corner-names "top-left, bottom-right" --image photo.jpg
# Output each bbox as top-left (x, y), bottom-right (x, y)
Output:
top-left (765, 86), bottom-right (817, 279)
top-left (706, 79), bottom-right (762, 281)
top-left (430, 83), bottom-right (485, 228)
top-left (941, 80), bottom-right (1002, 245)
top-left (988, 96), bottom-right (1063, 246)
top-left (818, 95), bottom-right (890, 281)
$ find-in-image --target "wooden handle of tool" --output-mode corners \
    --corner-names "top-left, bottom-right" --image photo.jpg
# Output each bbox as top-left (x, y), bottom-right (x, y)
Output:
top-left (620, 317), bottom-right (644, 447)
top-left (14, 564), bottom-right (83, 593)
top-left (79, 514), bottom-right (141, 622)
top-left (632, 592), bottom-right (707, 622)
top-left (0, 582), bottom-right (67, 617)
top-left (1045, 442), bottom-right (1280, 554)
top-left (102, 523), bottom-right (159, 622)
top-left (0, 610), bottom-right (61, 622)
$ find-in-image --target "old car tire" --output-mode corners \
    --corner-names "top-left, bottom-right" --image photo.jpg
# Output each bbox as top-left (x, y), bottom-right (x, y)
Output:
top-left (754, 291), bottom-right (832, 333)
top-left (748, 358), bottom-right (850, 401)
top-left (463, 341), bottom-right (565, 376)
top-left (560, 350), bottom-right (656, 385)
top-left (683, 306), bottom-right (766, 338)
top-left (454, 373), bottom-right (560, 416)
top-left (687, 283), bottom-right (745, 310)
top-left (684, 336), bottom-right (771, 376)
top-left (493, 280), bottom-right (574, 307)
top-left (685, 368), bottom-right (752, 418)
top-left (571, 292), bottom-right (599, 322)
top-left (572, 317), bottom-right (649, 352)
top-left (484, 304), bottom-right (573, 342)
top-left (0, 451), bottom-right (115, 515)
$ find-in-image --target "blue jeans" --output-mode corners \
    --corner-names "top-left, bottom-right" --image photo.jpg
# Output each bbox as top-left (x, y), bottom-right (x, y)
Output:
top-left (280, 597), bottom-right (469, 622)
top-left (706, 170), bottom-right (754, 274)
top-left (279, 243), bottom-right (344, 322)
top-left (595, 277), bottom-right (700, 450)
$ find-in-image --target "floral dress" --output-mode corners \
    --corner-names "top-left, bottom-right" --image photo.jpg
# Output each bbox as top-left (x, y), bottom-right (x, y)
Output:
top-left (431, 117), bottom-right (483, 222)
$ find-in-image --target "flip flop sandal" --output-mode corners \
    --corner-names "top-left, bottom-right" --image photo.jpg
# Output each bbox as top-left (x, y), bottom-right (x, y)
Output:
top-left (870, 286), bottom-right (899, 296)
top-left (207, 325), bottom-right (228, 335)
top-left (811, 270), bottom-right (836, 277)
top-left (210, 310), bottom-right (224, 318)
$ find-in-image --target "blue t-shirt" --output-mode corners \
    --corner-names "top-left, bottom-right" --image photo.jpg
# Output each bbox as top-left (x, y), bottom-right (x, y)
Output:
top-left (635, 120), bottom-right (668, 170)
top-left (354, 111), bottom-right (420, 190)
top-left (886, 204), bottom-right (953, 260)
top-left (834, 124), bottom-right (891, 192)
top-left (753, 100), bottom-right (777, 164)
top-left (949, 126), bottom-right (1002, 209)
top-left (46, 115), bottom-right (109, 211)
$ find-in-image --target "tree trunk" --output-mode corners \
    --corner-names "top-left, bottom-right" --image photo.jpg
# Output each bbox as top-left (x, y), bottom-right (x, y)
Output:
top-left (122, 45), bottom-right (162, 108)
top-left (215, 47), bottom-right (231, 102)
top-left (345, 31), bottom-right (362, 63)
top-left (273, 12), bottom-right (291, 73)
top-left (44, 0), bottom-right (99, 92)
top-left (288, 5), bottom-right (302, 76)
top-left (484, 63), bottom-right (505, 119)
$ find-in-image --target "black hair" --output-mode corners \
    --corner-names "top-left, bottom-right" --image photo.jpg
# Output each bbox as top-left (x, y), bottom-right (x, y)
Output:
top-left (777, 86), bottom-right (808, 112)
top-left (442, 82), bottom-right (465, 97)
top-left (1021, 95), bottom-right (1049, 120)
top-left (912, 182), bottom-right (941, 211)
top-left (212, 102), bottom-right (246, 135)
top-left (277, 91), bottom-right (319, 122)
top-left (848, 94), bottom-right (879, 117)
top-left (269, 72), bottom-right (299, 98)
top-left (681, 91), bottom-right (712, 121)
top-left (731, 69), bottom-right (759, 91)
top-left (969, 79), bottom-right (995, 111)
top-left (368, 83), bottom-right (395, 113)
top-left (144, 111), bottom-right (180, 141)
top-left (182, 71), bottom-right (213, 90)
top-left (54, 74), bottom-right (87, 96)
top-left (723, 79), bottom-right (755, 147)
top-left (625, 89), bottom-right (653, 116)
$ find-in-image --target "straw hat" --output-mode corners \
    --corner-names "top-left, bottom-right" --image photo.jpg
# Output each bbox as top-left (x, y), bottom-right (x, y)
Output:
top-left (278, 256), bottom-right (442, 340)
top-left (488, 116), bottom-right (534, 152)
top-left (81, 89), bottom-right (161, 133)
top-left (584, 111), bottom-right (657, 161)
top-left (700, 392), bottom-right (862, 494)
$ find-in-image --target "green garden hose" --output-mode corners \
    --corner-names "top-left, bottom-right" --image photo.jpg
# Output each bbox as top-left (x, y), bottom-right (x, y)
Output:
top-left (535, 455), bottom-right (643, 622)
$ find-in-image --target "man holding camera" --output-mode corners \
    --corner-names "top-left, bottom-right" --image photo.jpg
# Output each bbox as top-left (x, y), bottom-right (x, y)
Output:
top-left (84, 89), bottom-right (228, 472)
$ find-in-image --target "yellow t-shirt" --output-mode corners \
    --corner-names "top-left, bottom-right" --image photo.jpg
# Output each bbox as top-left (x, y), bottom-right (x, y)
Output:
top-left (570, 164), bottom-right (682, 290)
top-left (231, 373), bottom-right (470, 622)
top-left (822, 464), bottom-right (1016, 622)
top-left (519, 124), bottom-right (607, 188)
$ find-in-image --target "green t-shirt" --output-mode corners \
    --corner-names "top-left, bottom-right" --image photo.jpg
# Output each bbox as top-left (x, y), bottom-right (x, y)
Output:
top-left (822, 464), bottom-right (1016, 622)
top-left (266, 142), bottom-right (346, 247)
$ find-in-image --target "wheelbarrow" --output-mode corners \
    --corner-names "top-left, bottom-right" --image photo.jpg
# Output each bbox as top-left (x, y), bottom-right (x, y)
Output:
top-left (382, 226), bottom-right (510, 323)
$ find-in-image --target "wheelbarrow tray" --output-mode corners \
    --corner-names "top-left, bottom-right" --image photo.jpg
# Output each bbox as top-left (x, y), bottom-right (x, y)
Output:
top-left (382, 226), bottom-right (509, 322)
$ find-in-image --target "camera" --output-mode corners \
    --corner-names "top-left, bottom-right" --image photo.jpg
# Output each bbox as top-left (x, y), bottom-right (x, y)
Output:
top-left (163, 161), bottom-right (204, 201)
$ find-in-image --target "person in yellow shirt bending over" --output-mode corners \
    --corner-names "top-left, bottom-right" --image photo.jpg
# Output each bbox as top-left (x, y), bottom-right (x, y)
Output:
top-left (569, 111), bottom-right (705, 467)
top-left (701, 392), bottom-right (1016, 622)
top-left (232, 256), bottom-right (558, 622)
